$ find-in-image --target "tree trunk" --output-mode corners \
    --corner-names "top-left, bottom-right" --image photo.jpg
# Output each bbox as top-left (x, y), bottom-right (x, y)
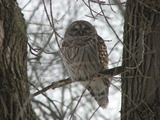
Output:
top-left (0, 0), bottom-right (37, 119)
top-left (121, 0), bottom-right (160, 120)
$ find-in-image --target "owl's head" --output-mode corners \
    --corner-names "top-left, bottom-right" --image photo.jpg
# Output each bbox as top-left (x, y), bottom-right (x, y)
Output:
top-left (64, 20), bottom-right (97, 37)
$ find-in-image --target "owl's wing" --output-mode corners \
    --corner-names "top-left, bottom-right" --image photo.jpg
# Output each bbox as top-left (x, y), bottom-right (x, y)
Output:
top-left (97, 35), bottom-right (108, 71)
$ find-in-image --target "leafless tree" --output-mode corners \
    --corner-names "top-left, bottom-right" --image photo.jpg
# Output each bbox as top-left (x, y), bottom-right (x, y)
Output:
top-left (0, 0), bottom-right (37, 119)
top-left (4, 0), bottom-right (153, 120)
top-left (121, 0), bottom-right (160, 120)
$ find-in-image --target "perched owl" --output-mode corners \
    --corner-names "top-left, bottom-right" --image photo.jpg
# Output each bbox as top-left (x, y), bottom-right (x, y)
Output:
top-left (61, 20), bottom-right (110, 108)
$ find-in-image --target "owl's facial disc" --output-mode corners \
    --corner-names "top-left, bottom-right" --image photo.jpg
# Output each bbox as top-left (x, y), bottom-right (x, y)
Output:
top-left (69, 23), bottom-right (94, 36)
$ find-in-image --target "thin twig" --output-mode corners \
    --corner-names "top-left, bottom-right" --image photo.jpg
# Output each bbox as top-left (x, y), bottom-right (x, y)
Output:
top-left (69, 81), bottom-right (90, 120)
top-left (89, 106), bottom-right (100, 120)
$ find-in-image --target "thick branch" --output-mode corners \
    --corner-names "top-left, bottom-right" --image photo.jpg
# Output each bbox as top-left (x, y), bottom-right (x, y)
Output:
top-left (99, 66), bottom-right (124, 75)
top-left (33, 66), bottom-right (125, 97)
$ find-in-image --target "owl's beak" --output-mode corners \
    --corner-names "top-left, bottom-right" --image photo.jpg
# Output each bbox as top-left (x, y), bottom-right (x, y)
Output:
top-left (80, 31), bottom-right (83, 35)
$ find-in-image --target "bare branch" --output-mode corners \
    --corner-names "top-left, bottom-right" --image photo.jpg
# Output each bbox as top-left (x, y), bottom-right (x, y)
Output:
top-left (33, 66), bottom-right (127, 97)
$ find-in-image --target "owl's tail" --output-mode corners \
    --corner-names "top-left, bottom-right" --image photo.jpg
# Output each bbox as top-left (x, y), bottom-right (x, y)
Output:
top-left (82, 78), bottom-right (110, 108)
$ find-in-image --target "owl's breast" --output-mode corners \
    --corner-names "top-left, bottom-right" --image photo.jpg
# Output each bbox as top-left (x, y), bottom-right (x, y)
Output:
top-left (61, 41), bottom-right (102, 80)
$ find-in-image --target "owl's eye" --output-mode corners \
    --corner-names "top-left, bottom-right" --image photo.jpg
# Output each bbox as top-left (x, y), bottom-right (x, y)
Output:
top-left (68, 27), bottom-right (80, 36)
top-left (72, 28), bottom-right (79, 31)
top-left (84, 27), bottom-right (91, 33)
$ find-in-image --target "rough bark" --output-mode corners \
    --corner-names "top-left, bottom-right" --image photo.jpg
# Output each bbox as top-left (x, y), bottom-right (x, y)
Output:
top-left (121, 0), bottom-right (160, 120)
top-left (0, 0), bottom-right (37, 120)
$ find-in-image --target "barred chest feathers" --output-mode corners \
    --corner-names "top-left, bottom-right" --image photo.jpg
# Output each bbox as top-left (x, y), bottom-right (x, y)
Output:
top-left (62, 36), bottom-right (102, 81)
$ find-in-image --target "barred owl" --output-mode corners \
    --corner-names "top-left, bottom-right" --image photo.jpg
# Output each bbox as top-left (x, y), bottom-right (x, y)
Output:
top-left (61, 20), bottom-right (110, 108)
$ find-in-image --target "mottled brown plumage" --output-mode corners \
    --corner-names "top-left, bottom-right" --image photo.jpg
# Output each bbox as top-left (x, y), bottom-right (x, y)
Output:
top-left (61, 20), bottom-right (110, 108)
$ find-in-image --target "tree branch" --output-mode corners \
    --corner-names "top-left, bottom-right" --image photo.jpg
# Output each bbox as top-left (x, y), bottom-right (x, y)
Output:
top-left (33, 66), bottom-right (126, 97)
